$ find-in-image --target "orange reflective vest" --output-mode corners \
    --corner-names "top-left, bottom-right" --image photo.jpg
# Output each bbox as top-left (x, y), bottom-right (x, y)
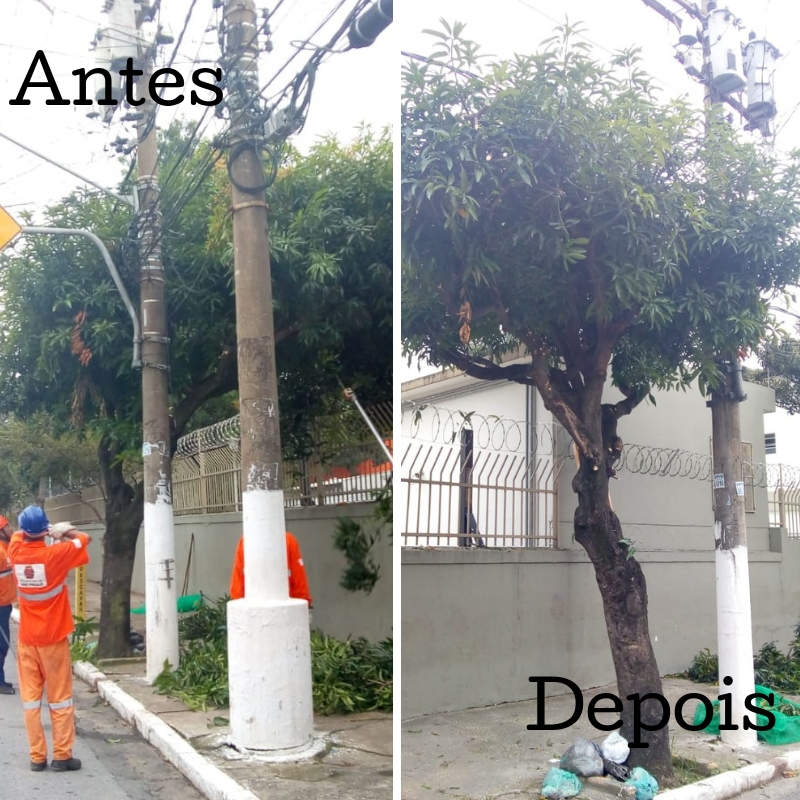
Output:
top-left (0, 539), bottom-right (16, 606)
top-left (8, 531), bottom-right (90, 646)
top-left (229, 532), bottom-right (312, 605)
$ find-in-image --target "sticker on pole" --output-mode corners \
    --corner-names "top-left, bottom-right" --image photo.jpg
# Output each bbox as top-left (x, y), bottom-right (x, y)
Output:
top-left (735, 481), bottom-right (745, 496)
top-left (713, 473), bottom-right (725, 489)
top-left (0, 205), bottom-right (21, 252)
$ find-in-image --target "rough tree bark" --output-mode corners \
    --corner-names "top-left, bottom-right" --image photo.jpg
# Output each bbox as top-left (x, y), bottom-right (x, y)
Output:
top-left (96, 434), bottom-right (144, 658)
top-left (572, 405), bottom-right (673, 783)
top-left (572, 432), bottom-right (672, 785)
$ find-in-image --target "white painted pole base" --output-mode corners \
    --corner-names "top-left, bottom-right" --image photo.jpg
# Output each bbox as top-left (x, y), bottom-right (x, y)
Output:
top-left (144, 500), bottom-right (180, 683)
top-left (227, 597), bottom-right (314, 753)
top-left (714, 536), bottom-right (758, 748)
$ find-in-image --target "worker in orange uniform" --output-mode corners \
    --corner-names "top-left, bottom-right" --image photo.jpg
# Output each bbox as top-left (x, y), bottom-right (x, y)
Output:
top-left (229, 532), bottom-right (312, 605)
top-left (8, 505), bottom-right (91, 772)
top-left (0, 515), bottom-right (17, 694)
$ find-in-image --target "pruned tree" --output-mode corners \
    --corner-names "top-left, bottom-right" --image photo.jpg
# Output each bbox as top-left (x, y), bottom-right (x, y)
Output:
top-left (401, 22), bottom-right (800, 782)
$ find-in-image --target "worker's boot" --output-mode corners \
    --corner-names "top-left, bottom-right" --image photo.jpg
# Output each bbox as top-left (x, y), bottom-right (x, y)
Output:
top-left (51, 757), bottom-right (81, 771)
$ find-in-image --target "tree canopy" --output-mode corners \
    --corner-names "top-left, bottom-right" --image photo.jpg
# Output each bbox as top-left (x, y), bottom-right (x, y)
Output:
top-left (402, 24), bottom-right (800, 449)
top-left (0, 124), bottom-right (392, 460)
top-left (747, 327), bottom-right (800, 415)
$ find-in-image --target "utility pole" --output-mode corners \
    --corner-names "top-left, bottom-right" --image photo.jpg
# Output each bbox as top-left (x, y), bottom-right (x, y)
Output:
top-left (700, 0), bottom-right (755, 749)
top-left (639, 0), bottom-right (781, 747)
top-left (136, 31), bottom-right (179, 680)
top-left (223, 0), bottom-right (314, 753)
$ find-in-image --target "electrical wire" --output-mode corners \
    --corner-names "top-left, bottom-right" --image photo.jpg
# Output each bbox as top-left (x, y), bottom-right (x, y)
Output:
top-left (77, 0), bottom-right (384, 279)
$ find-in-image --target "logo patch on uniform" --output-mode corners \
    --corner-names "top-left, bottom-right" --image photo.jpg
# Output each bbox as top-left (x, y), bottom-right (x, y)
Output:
top-left (15, 563), bottom-right (46, 588)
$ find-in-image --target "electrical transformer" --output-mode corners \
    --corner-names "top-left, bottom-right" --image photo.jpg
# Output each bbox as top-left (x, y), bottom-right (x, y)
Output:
top-left (707, 7), bottom-right (746, 95)
top-left (106, 0), bottom-right (140, 70)
top-left (743, 37), bottom-right (779, 121)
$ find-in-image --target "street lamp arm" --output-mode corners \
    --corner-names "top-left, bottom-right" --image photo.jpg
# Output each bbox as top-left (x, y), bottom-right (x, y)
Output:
top-left (21, 226), bottom-right (142, 368)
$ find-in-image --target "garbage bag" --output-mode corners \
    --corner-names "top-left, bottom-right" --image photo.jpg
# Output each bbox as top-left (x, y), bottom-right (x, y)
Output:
top-left (624, 766), bottom-right (659, 800)
top-left (559, 737), bottom-right (604, 777)
top-left (600, 730), bottom-right (630, 764)
top-left (540, 766), bottom-right (583, 799)
top-left (602, 756), bottom-right (629, 782)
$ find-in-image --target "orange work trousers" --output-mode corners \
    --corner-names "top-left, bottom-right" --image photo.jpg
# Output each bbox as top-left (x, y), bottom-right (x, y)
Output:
top-left (17, 638), bottom-right (76, 763)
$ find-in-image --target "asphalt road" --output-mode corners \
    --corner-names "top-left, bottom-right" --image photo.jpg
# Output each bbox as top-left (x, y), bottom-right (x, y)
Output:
top-left (0, 649), bottom-right (206, 799)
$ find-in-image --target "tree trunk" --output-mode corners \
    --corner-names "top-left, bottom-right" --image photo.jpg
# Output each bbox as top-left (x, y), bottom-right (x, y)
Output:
top-left (572, 459), bottom-right (676, 786)
top-left (96, 435), bottom-right (144, 659)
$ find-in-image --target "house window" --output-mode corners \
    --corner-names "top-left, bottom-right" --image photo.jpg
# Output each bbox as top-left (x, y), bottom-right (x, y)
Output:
top-left (765, 433), bottom-right (776, 455)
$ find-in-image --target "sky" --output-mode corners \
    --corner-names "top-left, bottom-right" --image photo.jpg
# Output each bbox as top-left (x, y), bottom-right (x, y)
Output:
top-left (0, 0), bottom-right (395, 215)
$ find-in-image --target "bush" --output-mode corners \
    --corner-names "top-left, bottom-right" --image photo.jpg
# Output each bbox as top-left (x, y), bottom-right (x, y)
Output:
top-left (686, 648), bottom-right (718, 683)
top-left (153, 597), bottom-right (229, 710)
top-left (687, 621), bottom-right (800, 694)
top-left (69, 615), bottom-right (98, 665)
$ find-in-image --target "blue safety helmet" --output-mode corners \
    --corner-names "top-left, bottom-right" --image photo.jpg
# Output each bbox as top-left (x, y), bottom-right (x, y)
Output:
top-left (18, 505), bottom-right (49, 536)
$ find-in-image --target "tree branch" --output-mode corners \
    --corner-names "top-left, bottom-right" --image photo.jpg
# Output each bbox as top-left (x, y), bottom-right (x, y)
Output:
top-left (440, 347), bottom-right (537, 385)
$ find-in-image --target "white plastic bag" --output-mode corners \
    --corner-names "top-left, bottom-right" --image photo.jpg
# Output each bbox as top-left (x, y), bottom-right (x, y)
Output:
top-left (600, 730), bottom-right (630, 764)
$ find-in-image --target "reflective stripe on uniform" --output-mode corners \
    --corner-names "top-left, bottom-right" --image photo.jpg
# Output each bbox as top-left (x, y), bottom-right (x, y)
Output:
top-left (48, 698), bottom-right (73, 710)
top-left (0, 568), bottom-right (11, 578)
top-left (17, 581), bottom-right (66, 602)
top-left (22, 699), bottom-right (42, 710)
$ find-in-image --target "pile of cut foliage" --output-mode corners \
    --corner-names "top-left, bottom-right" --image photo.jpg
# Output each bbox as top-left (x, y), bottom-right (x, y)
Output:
top-left (152, 596), bottom-right (392, 714)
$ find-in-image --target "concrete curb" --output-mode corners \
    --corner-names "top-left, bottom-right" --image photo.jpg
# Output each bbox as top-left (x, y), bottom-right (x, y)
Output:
top-left (658, 750), bottom-right (800, 800)
top-left (74, 661), bottom-right (260, 800)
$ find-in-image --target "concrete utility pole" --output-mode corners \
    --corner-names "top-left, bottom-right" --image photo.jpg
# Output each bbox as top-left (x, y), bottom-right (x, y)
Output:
top-left (136, 52), bottom-right (179, 680)
top-left (639, 0), bottom-right (779, 746)
top-left (223, 0), bottom-right (314, 753)
top-left (700, 0), bottom-right (756, 749)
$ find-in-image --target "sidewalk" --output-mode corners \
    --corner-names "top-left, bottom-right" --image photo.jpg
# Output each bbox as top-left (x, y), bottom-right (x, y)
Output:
top-left (402, 679), bottom-right (800, 800)
top-left (74, 579), bottom-right (392, 800)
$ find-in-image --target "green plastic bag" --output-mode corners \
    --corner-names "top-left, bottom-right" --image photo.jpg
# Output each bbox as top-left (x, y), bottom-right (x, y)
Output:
top-left (624, 766), bottom-right (659, 800)
top-left (692, 684), bottom-right (800, 745)
top-left (540, 766), bottom-right (582, 799)
top-left (131, 593), bottom-right (204, 614)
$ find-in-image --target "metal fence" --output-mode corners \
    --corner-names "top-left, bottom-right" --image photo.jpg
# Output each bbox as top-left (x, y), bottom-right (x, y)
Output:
top-left (400, 403), bottom-right (800, 547)
top-left (401, 405), bottom-right (566, 547)
top-left (172, 404), bottom-right (392, 514)
top-left (45, 402), bottom-right (392, 519)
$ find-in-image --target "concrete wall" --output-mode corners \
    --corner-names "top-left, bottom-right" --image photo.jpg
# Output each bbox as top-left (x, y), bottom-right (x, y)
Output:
top-left (77, 503), bottom-right (391, 642)
top-left (402, 536), bottom-right (800, 718)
